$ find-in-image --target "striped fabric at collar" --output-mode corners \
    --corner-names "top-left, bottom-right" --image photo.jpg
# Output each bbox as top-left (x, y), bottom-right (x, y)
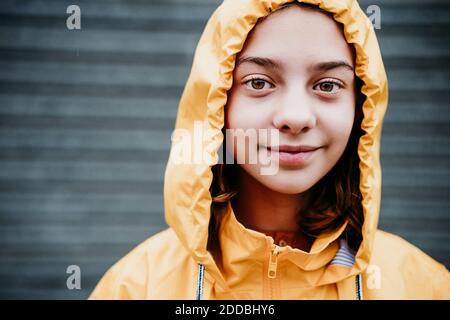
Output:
top-left (330, 238), bottom-right (356, 267)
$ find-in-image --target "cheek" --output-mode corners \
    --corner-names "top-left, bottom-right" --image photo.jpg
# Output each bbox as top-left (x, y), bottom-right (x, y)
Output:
top-left (225, 95), bottom-right (268, 130)
top-left (225, 93), bottom-right (272, 162)
top-left (321, 101), bottom-right (355, 149)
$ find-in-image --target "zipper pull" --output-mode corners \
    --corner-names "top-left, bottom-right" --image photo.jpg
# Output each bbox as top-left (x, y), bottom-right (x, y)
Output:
top-left (268, 244), bottom-right (279, 279)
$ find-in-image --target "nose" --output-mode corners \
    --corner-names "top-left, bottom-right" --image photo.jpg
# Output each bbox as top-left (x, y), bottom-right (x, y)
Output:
top-left (272, 86), bottom-right (317, 135)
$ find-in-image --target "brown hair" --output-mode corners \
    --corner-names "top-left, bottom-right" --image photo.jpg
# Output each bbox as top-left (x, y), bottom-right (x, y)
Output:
top-left (207, 2), bottom-right (366, 261)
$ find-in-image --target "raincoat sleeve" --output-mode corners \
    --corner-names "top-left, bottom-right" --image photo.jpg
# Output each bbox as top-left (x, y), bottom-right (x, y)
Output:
top-left (432, 263), bottom-right (450, 299)
top-left (397, 233), bottom-right (450, 300)
top-left (88, 265), bottom-right (125, 300)
top-left (89, 244), bottom-right (149, 300)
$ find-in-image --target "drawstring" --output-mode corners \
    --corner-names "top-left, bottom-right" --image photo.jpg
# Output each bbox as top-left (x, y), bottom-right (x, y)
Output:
top-left (196, 263), bottom-right (364, 300)
top-left (356, 273), bottom-right (364, 300)
top-left (196, 263), bottom-right (205, 300)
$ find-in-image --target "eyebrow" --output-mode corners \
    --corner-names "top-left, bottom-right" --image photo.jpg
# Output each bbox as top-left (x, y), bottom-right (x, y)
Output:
top-left (235, 56), bottom-right (282, 70)
top-left (313, 61), bottom-right (354, 72)
top-left (235, 56), bottom-right (354, 72)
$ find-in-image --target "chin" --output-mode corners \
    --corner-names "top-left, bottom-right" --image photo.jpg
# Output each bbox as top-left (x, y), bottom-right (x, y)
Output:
top-left (257, 174), bottom-right (316, 195)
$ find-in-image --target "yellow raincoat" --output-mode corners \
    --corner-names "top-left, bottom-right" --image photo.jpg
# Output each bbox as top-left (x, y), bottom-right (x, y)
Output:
top-left (90, 0), bottom-right (450, 299)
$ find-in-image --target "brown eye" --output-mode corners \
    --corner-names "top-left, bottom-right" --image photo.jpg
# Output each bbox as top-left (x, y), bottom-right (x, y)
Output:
top-left (251, 79), bottom-right (267, 90)
top-left (313, 80), bottom-right (343, 94)
top-left (319, 82), bottom-right (335, 92)
top-left (244, 78), bottom-right (273, 91)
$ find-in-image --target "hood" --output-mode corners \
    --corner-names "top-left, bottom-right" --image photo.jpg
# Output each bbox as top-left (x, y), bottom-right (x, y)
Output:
top-left (164, 0), bottom-right (388, 294)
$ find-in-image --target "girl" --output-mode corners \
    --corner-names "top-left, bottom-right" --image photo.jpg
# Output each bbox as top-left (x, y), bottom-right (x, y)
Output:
top-left (90, 0), bottom-right (450, 299)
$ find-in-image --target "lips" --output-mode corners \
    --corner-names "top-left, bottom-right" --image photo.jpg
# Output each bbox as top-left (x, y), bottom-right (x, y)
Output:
top-left (263, 145), bottom-right (321, 166)
top-left (266, 145), bottom-right (321, 153)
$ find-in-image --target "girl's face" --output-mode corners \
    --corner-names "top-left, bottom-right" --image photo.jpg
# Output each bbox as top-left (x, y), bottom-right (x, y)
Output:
top-left (225, 5), bottom-right (356, 195)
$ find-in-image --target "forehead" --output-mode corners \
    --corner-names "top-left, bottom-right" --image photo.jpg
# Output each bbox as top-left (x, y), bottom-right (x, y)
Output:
top-left (237, 6), bottom-right (354, 67)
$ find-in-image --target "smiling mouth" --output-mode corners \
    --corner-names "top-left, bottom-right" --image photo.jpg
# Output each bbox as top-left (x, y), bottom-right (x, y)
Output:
top-left (266, 145), bottom-right (321, 153)
top-left (262, 145), bottom-right (322, 166)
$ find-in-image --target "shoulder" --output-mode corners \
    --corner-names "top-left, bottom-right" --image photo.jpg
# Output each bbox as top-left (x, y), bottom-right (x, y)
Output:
top-left (372, 229), bottom-right (446, 270)
top-left (367, 229), bottom-right (450, 299)
top-left (89, 228), bottom-right (195, 299)
top-left (106, 227), bottom-right (189, 275)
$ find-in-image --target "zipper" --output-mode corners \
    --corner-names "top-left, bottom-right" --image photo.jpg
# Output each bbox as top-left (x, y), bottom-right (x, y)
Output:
top-left (196, 263), bottom-right (205, 300)
top-left (267, 243), bottom-right (280, 300)
top-left (268, 244), bottom-right (280, 279)
top-left (356, 273), bottom-right (363, 300)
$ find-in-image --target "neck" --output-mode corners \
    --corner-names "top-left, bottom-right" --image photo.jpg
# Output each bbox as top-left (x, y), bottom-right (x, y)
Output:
top-left (231, 167), bottom-right (309, 235)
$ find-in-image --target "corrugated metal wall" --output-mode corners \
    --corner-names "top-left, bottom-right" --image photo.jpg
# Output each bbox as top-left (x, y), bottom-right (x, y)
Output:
top-left (0, 0), bottom-right (448, 299)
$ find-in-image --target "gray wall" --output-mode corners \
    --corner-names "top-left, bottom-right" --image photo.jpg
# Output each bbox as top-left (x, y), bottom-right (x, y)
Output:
top-left (0, 0), bottom-right (448, 299)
